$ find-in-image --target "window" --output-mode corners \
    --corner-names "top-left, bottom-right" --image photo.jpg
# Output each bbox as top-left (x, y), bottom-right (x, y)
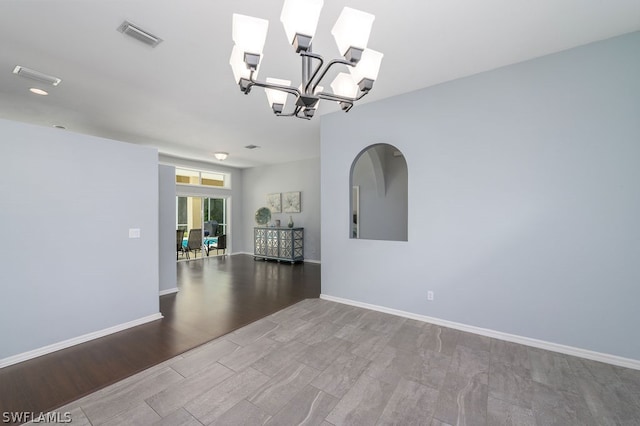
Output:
top-left (176, 168), bottom-right (228, 188)
top-left (201, 172), bottom-right (225, 187)
top-left (177, 196), bottom-right (188, 232)
top-left (204, 197), bottom-right (227, 235)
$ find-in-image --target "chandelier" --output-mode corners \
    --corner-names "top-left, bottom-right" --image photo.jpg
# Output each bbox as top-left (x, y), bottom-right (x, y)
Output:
top-left (230, 0), bottom-right (383, 119)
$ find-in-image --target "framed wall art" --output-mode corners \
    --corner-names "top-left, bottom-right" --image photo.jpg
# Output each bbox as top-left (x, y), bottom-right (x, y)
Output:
top-left (282, 191), bottom-right (301, 213)
top-left (266, 193), bottom-right (281, 213)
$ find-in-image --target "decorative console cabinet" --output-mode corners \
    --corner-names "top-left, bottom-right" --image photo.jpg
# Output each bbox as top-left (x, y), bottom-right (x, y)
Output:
top-left (254, 227), bottom-right (304, 263)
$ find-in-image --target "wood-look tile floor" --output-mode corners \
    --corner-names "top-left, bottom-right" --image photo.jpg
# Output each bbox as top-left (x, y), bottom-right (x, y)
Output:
top-left (0, 254), bottom-right (320, 424)
top-left (35, 299), bottom-right (640, 426)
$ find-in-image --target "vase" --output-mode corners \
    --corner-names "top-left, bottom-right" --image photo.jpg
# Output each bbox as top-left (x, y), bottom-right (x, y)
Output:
top-left (288, 216), bottom-right (294, 228)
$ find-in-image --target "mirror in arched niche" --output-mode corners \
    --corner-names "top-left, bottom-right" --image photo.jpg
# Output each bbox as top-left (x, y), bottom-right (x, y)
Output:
top-left (350, 143), bottom-right (408, 241)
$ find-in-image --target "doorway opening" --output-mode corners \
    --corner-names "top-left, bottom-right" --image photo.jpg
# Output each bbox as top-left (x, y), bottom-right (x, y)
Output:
top-left (177, 196), bottom-right (228, 260)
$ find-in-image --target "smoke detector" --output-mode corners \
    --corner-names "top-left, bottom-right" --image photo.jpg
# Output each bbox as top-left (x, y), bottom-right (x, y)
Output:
top-left (117, 21), bottom-right (163, 47)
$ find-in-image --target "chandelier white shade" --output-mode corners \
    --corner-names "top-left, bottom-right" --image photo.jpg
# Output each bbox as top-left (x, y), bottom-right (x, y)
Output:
top-left (331, 72), bottom-right (358, 99)
top-left (232, 14), bottom-right (269, 55)
top-left (230, 1), bottom-right (383, 119)
top-left (265, 77), bottom-right (292, 113)
top-left (280, 0), bottom-right (324, 46)
top-left (214, 152), bottom-right (228, 161)
top-left (230, 45), bottom-right (260, 83)
top-left (349, 48), bottom-right (384, 90)
top-left (331, 7), bottom-right (375, 56)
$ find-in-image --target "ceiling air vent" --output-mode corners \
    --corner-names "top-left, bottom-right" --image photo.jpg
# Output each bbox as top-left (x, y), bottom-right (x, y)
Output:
top-left (245, 145), bottom-right (260, 150)
top-left (117, 21), bottom-right (163, 47)
top-left (12, 66), bottom-right (62, 86)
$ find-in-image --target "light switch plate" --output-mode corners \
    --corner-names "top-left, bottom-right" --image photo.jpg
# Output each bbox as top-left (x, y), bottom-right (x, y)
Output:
top-left (129, 228), bottom-right (141, 239)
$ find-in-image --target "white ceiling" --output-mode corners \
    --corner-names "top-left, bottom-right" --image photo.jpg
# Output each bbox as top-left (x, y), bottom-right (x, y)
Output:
top-left (1, 0), bottom-right (639, 168)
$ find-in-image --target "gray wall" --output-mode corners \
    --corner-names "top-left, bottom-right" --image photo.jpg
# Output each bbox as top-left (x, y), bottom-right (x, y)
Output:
top-left (321, 32), bottom-right (640, 360)
top-left (0, 119), bottom-right (160, 360)
top-left (159, 164), bottom-right (177, 293)
top-left (242, 158), bottom-right (321, 261)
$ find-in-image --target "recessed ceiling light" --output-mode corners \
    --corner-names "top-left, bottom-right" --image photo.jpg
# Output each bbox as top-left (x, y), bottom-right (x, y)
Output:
top-left (214, 152), bottom-right (228, 161)
top-left (29, 88), bottom-right (48, 96)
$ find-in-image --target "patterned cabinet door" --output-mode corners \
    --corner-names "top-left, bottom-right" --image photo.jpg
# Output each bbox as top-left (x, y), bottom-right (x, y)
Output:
top-left (266, 229), bottom-right (279, 257)
top-left (254, 227), bottom-right (303, 262)
top-left (254, 228), bottom-right (267, 256)
top-left (293, 229), bottom-right (304, 260)
top-left (278, 229), bottom-right (293, 260)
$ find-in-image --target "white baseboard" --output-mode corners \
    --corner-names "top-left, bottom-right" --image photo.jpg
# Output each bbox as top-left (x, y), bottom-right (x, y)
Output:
top-left (234, 252), bottom-right (320, 264)
top-left (159, 287), bottom-right (179, 296)
top-left (320, 294), bottom-right (640, 371)
top-left (0, 313), bottom-right (164, 369)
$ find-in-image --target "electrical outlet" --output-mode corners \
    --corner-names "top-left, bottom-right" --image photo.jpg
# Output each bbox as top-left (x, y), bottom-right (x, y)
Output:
top-left (427, 291), bottom-right (434, 301)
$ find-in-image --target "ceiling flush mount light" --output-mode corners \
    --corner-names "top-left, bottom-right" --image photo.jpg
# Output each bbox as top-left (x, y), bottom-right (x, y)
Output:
top-left (29, 88), bottom-right (48, 96)
top-left (214, 152), bottom-right (229, 161)
top-left (230, 0), bottom-right (383, 120)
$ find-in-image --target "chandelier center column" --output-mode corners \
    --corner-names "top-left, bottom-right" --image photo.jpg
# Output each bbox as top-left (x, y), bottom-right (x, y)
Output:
top-left (302, 44), bottom-right (312, 95)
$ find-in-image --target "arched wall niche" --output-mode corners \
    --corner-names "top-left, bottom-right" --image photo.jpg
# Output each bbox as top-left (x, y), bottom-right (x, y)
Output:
top-left (349, 143), bottom-right (408, 241)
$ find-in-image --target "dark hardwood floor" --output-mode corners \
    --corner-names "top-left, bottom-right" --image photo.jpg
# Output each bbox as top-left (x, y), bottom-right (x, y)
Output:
top-left (0, 254), bottom-right (320, 420)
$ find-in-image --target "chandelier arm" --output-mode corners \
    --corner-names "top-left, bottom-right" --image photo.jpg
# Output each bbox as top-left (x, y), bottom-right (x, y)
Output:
top-left (275, 105), bottom-right (304, 118)
top-left (293, 105), bottom-right (311, 119)
top-left (316, 91), bottom-right (356, 103)
top-left (275, 106), bottom-right (310, 120)
top-left (300, 52), bottom-right (324, 94)
top-left (311, 59), bottom-right (355, 93)
top-left (355, 91), bottom-right (369, 101)
top-left (294, 109), bottom-right (312, 120)
top-left (250, 81), bottom-right (301, 98)
top-left (246, 71), bottom-right (306, 118)
top-left (248, 70), bottom-right (301, 98)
